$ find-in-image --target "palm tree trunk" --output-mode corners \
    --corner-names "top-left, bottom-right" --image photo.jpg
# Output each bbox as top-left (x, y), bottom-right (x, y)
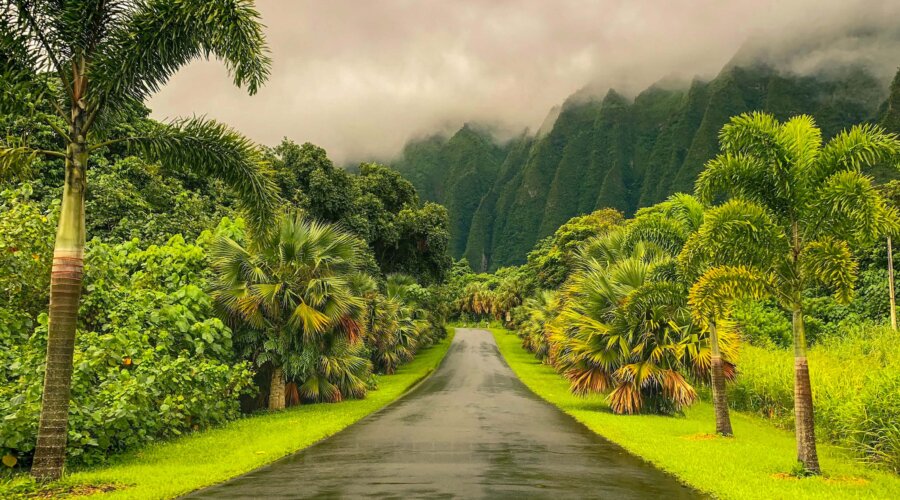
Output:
top-left (889, 237), bottom-right (896, 331)
top-left (792, 307), bottom-right (820, 474)
top-left (269, 366), bottom-right (286, 410)
top-left (709, 320), bottom-right (733, 437)
top-left (31, 144), bottom-right (87, 482)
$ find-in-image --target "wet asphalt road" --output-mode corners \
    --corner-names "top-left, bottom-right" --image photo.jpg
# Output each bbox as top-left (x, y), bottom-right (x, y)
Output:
top-left (188, 328), bottom-right (701, 499)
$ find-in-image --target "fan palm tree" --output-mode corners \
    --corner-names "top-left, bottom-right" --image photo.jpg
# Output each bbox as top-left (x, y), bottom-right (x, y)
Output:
top-left (458, 280), bottom-right (493, 320)
top-left (691, 112), bottom-right (900, 473)
top-left (1, 0), bottom-right (274, 480)
top-left (367, 274), bottom-right (427, 374)
top-left (553, 255), bottom-right (717, 414)
top-left (493, 276), bottom-right (527, 323)
top-left (518, 289), bottom-right (558, 363)
top-left (211, 213), bottom-right (370, 408)
top-left (552, 218), bottom-right (737, 415)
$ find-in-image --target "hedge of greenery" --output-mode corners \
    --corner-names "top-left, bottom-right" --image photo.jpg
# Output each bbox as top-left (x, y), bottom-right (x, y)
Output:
top-left (0, 186), bottom-right (252, 467)
top-left (729, 325), bottom-right (900, 472)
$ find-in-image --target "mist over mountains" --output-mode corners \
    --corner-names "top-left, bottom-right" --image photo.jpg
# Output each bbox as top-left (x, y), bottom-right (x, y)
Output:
top-left (150, 1), bottom-right (900, 165)
top-left (393, 55), bottom-right (900, 270)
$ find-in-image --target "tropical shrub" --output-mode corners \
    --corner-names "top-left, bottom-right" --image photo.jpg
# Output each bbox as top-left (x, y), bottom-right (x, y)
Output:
top-left (526, 208), bottom-right (624, 289)
top-left (0, 228), bottom-right (252, 467)
top-left (267, 141), bottom-right (452, 284)
top-left (366, 275), bottom-right (431, 374)
top-left (0, 184), bottom-right (57, 317)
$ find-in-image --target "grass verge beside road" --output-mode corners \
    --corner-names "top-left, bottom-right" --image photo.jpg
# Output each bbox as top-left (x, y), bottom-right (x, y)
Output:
top-left (490, 327), bottom-right (900, 500)
top-left (2, 330), bottom-right (454, 500)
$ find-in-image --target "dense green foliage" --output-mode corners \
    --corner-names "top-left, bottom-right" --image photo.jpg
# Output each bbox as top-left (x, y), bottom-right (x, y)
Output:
top-left (505, 194), bottom-right (737, 415)
top-left (397, 64), bottom-right (895, 270)
top-left (0, 194), bottom-right (252, 466)
top-left (1, 123), bottom-right (452, 473)
top-left (269, 141), bottom-right (451, 284)
top-left (0, 162), bottom-right (451, 468)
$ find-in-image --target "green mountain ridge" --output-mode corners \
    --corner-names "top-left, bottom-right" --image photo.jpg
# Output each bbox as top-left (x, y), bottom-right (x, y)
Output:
top-left (394, 62), bottom-right (895, 271)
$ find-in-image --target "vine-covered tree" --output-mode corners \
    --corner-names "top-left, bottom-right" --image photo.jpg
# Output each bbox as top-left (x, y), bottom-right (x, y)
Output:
top-left (0, 0), bottom-right (275, 480)
top-left (690, 112), bottom-right (900, 473)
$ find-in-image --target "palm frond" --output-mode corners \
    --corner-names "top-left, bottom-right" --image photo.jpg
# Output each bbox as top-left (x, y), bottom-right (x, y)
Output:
top-left (688, 265), bottom-right (772, 323)
top-left (809, 123), bottom-right (900, 186)
top-left (799, 237), bottom-right (858, 304)
top-left (116, 117), bottom-right (279, 235)
top-left (812, 170), bottom-right (899, 245)
top-left (90, 0), bottom-right (271, 124)
top-left (695, 153), bottom-right (773, 206)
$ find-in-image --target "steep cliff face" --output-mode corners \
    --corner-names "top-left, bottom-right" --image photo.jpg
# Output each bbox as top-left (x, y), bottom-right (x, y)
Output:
top-left (395, 63), bottom-right (891, 271)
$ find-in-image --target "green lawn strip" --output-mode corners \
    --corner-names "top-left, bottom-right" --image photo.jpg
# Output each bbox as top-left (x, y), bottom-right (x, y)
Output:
top-left (11, 330), bottom-right (454, 500)
top-left (490, 328), bottom-right (900, 500)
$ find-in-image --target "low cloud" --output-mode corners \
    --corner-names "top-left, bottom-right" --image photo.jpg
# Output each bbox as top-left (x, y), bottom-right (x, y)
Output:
top-left (149, 0), bottom-right (900, 164)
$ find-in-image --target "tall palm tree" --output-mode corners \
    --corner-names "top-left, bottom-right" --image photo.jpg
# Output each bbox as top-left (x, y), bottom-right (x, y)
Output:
top-left (692, 112), bottom-right (899, 473)
top-left (879, 180), bottom-right (900, 330)
top-left (211, 213), bottom-right (370, 408)
top-left (1, 0), bottom-right (274, 480)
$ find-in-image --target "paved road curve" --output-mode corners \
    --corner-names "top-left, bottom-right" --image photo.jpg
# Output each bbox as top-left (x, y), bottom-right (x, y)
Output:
top-left (189, 328), bottom-right (701, 499)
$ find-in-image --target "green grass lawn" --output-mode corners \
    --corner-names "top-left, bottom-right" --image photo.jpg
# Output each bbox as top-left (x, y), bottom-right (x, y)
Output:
top-left (2, 331), bottom-right (453, 500)
top-left (490, 327), bottom-right (900, 500)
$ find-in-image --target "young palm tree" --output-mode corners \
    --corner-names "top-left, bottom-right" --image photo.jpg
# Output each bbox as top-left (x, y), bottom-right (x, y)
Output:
top-left (518, 289), bottom-right (558, 363)
top-left (677, 201), bottom-right (773, 437)
top-left (367, 274), bottom-right (426, 374)
top-left (211, 213), bottom-right (370, 408)
top-left (686, 265), bottom-right (769, 437)
top-left (553, 255), bottom-right (714, 414)
top-left (692, 112), bottom-right (900, 473)
top-left (1, 0), bottom-right (274, 480)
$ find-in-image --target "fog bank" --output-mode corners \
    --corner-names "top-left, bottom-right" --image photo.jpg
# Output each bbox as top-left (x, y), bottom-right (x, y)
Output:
top-left (149, 0), bottom-right (900, 164)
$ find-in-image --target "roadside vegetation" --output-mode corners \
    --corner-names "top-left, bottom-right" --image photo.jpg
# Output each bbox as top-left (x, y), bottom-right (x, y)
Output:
top-left (451, 113), bottom-right (900, 477)
top-left (491, 327), bottom-right (900, 500)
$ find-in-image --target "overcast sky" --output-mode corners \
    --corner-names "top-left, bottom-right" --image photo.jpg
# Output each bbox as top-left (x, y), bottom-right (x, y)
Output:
top-left (148, 0), bottom-right (900, 164)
